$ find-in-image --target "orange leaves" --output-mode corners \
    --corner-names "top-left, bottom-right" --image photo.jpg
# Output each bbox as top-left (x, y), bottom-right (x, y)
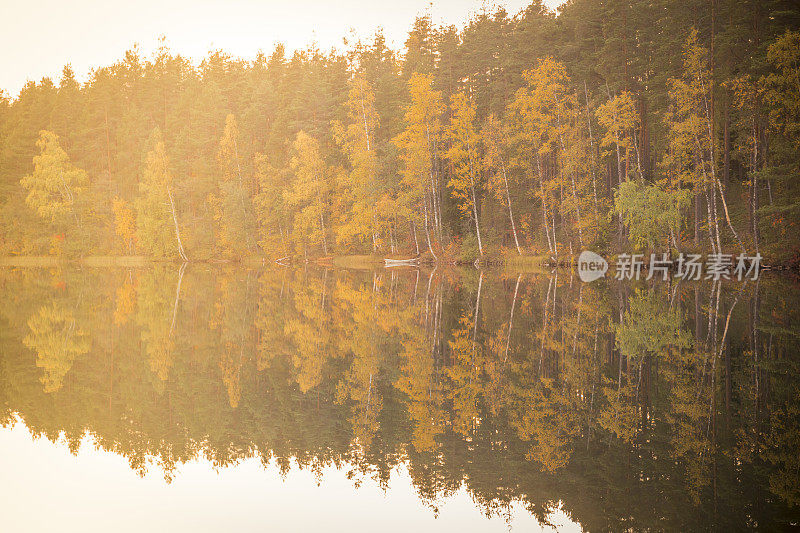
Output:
top-left (596, 91), bottom-right (638, 156)
top-left (217, 114), bottom-right (241, 184)
top-left (112, 196), bottom-right (136, 253)
top-left (114, 277), bottom-right (137, 326)
top-left (20, 130), bottom-right (87, 224)
top-left (394, 73), bottom-right (444, 196)
top-left (445, 93), bottom-right (481, 217)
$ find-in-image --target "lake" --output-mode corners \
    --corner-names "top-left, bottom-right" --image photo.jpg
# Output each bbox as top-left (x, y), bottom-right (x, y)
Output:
top-left (0, 265), bottom-right (798, 531)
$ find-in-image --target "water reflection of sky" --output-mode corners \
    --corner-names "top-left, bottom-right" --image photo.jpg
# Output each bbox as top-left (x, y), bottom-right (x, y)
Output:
top-left (2, 267), bottom-right (799, 531)
top-left (0, 419), bottom-right (580, 532)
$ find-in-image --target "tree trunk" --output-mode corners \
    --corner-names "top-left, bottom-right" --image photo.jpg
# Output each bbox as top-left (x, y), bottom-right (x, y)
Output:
top-left (723, 102), bottom-right (730, 191)
top-left (584, 81), bottom-right (600, 216)
top-left (694, 193), bottom-right (702, 246)
top-left (556, 115), bottom-right (583, 251)
top-left (537, 156), bottom-right (554, 254)
top-left (752, 120), bottom-right (760, 254)
top-left (703, 187), bottom-right (719, 254)
top-left (500, 159), bottom-right (522, 254)
top-left (166, 185), bottom-right (188, 261)
top-left (570, 171), bottom-right (583, 250)
top-left (700, 71), bottom-right (745, 253)
top-left (470, 179), bottom-right (483, 256)
top-left (319, 209), bottom-right (328, 255)
top-left (472, 271), bottom-right (482, 346)
top-left (411, 221), bottom-right (420, 255)
top-left (504, 274), bottom-right (521, 363)
top-left (104, 107), bottom-right (113, 179)
top-left (423, 203), bottom-right (437, 262)
top-left (170, 262), bottom-right (186, 335)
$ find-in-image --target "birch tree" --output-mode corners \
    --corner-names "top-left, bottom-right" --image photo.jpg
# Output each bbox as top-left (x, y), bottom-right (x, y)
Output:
top-left (445, 92), bottom-right (484, 256)
top-left (332, 75), bottom-right (385, 251)
top-left (509, 58), bottom-right (582, 255)
top-left (210, 114), bottom-right (256, 259)
top-left (284, 131), bottom-right (335, 257)
top-left (483, 114), bottom-right (522, 254)
top-left (666, 29), bottom-right (744, 253)
top-left (20, 130), bottom-right (87, 250)
top-left (394, 73), bottom-right (444, 259)
top-left (596, 91), bottom-right (639, 184)
top-left (135, 128), bottom-right (188, 260)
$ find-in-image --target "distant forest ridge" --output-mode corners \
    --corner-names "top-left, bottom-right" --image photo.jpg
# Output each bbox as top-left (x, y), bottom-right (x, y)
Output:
top-left (1, 0), bottom-right (799, 263)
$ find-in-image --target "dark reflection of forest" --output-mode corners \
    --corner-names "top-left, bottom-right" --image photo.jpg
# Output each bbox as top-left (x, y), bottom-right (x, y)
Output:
top-left (0, 265), bottom-right (798, 530)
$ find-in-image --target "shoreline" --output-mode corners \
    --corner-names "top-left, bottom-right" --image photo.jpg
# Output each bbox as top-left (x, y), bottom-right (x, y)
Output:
top-left (0, 253), bottom-right (795, 273)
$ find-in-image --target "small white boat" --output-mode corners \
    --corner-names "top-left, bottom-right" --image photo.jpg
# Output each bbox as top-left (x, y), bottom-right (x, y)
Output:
top-left (384, 257), bottom-right (420, 267)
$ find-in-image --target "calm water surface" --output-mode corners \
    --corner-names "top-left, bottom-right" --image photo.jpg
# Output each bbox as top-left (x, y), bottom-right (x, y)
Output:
top-left (0, 265), bottom-right (798, 531)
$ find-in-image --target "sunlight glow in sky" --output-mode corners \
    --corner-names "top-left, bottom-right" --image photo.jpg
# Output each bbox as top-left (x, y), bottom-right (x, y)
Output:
top-left (0, 0), bottom-right (566, 99)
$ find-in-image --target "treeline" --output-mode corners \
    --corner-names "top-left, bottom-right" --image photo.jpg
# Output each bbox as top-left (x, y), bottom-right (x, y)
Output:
top-left (2, 267), bottom-right (799, 529)
top-left (1, 0), bottom-right (799, 261)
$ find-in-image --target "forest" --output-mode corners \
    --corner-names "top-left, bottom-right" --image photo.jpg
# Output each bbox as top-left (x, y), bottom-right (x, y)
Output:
top-left (0, 0), bottom-right (799, 263)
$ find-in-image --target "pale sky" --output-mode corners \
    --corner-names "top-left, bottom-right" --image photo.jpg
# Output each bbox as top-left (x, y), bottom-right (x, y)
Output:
top-left (0, 422), bottom-right (582, 531)
top-left (0, 0), bottom-right (565, 99)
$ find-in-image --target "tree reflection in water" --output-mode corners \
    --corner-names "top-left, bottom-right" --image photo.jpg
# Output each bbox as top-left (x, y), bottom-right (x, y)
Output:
top-left (0, 265), bottom-right (798, 530)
